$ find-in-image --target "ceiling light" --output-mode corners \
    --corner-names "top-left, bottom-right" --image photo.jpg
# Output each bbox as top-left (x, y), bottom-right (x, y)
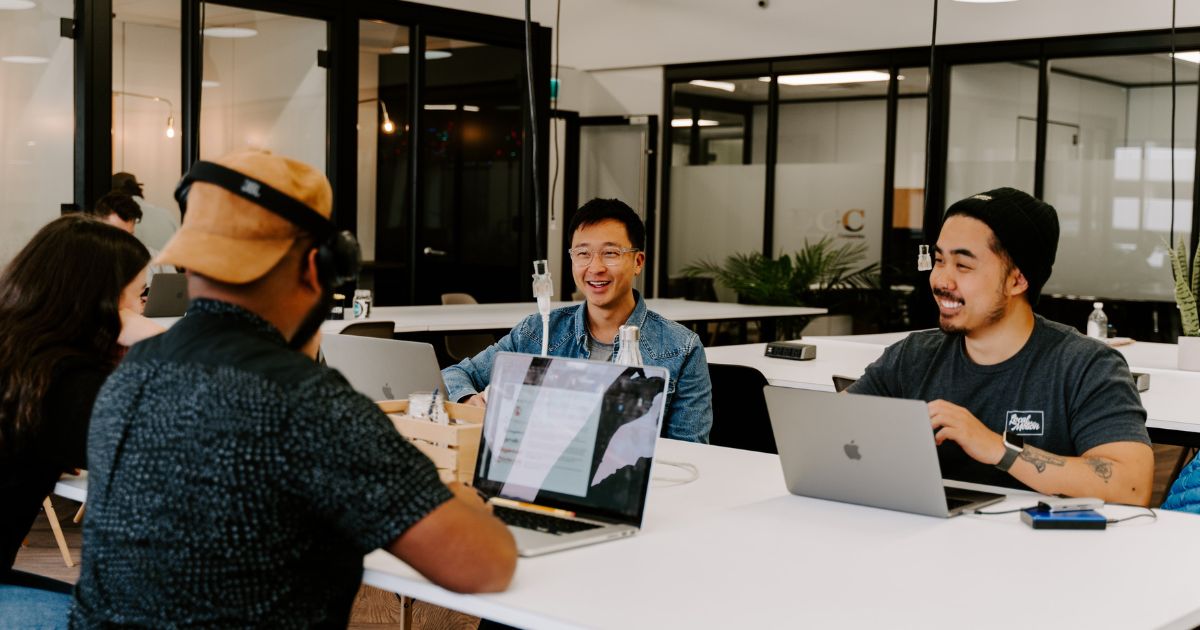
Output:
top-left (671, 118), bottom-right (719, 128)
top-left (201, 80), bottom-right (220, 88)
top-left (462, 105), bottom-right (480, 112)
top-left (0, 0), bottom-right (36, 9)
top-left (390, 45), bottom-right (453, 60)
top-left (688, 80), bottom-right (736, 93)
top-left (378, 100), bottom-right (396, 134)
top-left (424, 104), bottom-right (457, 111)
top-left (1, 55), bottom-right (48, 64)
top-left (760, 71), bottom-right (890, 86)
top-left (203, 27), bottom-right (258, 38)
top-left (1171, 52), bottom-right (1200, 64)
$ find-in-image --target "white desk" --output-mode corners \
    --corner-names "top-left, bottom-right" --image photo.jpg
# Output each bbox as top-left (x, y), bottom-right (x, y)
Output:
top-left (363, 439), bottom-right (1200, 630)
top-left (150, 300), bottom-right (825, 335)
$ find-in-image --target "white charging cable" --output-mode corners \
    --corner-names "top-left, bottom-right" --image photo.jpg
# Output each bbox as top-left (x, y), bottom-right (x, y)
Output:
top-left (532, 260), bottom-right (553, 357)
top-left (653, 460), bottom-right (700, 487)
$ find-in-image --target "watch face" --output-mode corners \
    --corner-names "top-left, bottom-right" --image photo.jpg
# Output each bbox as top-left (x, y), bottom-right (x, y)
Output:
top-left (1005, 432), bottom-right (1025, 449)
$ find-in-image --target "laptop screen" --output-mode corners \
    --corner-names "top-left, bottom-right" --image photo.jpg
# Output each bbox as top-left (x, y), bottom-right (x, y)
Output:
top-left (473, 352), bottom-right (669, 525)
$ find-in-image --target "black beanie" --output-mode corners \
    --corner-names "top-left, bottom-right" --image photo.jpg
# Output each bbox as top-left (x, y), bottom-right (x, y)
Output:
top-left (942, 187), bottom-right (1059, 305)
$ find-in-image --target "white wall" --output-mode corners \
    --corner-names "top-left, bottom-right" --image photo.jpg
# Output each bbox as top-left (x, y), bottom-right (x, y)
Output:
top-left (0, 0), bottom-right (74, 266)
top-left (113, 20), bottom-right (181, 212)
top-left (199, 15), bottom-right (327, 171)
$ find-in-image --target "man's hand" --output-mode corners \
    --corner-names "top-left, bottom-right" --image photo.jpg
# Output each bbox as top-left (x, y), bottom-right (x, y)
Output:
top-left (462, 392), bottom-right (487, 408)
top-left (300, 331), bottom-right (323, 361)
top-left (927, 399), bottom-right (1006, 466)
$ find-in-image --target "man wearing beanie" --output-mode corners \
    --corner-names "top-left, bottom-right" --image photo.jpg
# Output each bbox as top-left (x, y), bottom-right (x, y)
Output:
top-left (72, 150), bottom-right (516, 627)
top-left (848, 187), bottom-right (1152, 505)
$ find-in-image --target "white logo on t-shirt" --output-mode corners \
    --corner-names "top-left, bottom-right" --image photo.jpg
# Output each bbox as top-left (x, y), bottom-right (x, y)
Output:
top-left (1006, 410), bottom-right (1045, 436)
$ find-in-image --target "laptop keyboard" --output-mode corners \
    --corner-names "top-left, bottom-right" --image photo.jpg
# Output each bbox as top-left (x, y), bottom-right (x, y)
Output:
top-left (493, 506), bottom-right (603, 535)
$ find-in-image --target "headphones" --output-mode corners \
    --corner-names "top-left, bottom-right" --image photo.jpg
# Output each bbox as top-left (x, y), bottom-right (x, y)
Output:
top-left (174, 161), bottom-right (362, 288)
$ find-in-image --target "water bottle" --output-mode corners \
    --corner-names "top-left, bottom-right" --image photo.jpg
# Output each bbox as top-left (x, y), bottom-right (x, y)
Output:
top-left (615, 325), bottom-right (644, 367)
top-left (1086, 302), bottom-right (1108, 340)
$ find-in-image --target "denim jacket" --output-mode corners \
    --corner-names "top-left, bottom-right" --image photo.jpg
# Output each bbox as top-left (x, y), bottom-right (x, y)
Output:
top-left (441, 291), bottom-right (713, 443)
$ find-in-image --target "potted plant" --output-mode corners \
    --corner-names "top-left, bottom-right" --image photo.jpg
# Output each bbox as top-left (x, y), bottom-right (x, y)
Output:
top-left (683, 237), bottom-right (880, 338)
top-left (1168, 238), bottom-right (1200, 370)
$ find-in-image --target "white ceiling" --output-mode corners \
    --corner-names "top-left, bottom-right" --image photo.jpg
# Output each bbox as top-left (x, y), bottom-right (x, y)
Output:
top-left (405, 0), bottom-right (1200, 71)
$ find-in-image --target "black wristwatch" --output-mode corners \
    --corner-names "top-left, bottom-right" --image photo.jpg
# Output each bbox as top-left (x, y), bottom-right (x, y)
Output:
top-left (995, 432), bottom-right (1025, 472)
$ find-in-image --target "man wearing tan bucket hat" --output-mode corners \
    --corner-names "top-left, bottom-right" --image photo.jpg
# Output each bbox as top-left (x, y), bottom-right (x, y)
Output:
top-left (72, 149), bottom-right (516, 627)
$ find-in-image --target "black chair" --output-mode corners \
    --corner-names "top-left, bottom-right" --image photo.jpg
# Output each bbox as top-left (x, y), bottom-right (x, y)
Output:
top-left (832, 374), bottom-right (858, 392)
top-left (705, 363), bottom-right (777, 454)
top-left (338, 321), bottom-right (394, 339)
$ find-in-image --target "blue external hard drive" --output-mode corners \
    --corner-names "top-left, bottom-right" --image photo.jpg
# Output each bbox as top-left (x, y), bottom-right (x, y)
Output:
top-left (1020, 507), bottom-right (1107, 530)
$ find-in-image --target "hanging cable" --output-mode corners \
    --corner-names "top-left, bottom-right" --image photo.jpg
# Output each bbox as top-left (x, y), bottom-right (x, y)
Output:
top-left (549, 0), bottom-right (562, 231)
top-left (524, 0), bottom-right (544, 258)
top-left (921, 0), bottom-right (939, 245)
top-left (1170, 0), bottom-right (1178, 246)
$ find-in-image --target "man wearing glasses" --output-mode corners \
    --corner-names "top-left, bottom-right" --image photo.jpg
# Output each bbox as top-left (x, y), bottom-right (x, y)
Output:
top-left (441, 198), bottom-right (713, 443)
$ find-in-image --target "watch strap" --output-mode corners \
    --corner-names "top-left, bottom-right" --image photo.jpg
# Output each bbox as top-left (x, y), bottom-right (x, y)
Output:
top-left (995, 445), bottom-right (1020, 472)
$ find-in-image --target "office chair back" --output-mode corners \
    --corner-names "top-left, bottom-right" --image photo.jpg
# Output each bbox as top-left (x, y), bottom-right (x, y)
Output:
top-left (832, 375), bottom-right (858, 393)
top-left (441, 293), bottom-right (496, 362)
top-left (705, 363), bottom-right (777, 454)
top-left (339, 321), bottom-right (394, 339)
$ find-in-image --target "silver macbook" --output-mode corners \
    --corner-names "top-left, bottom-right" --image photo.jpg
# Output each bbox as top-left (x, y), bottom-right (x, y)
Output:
top-left (473, 352), bottom-right (669, 557)
top-left (764, 387), bottom-right (1005, 518)
top-left (320, 334), bottom-right (446, 402)
top-left (142, 272), bottom-right (189, 317)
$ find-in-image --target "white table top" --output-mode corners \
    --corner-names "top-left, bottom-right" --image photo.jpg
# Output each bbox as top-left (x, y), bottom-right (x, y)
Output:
top-left (815, 331), bottom-right (1185, 371)
top-left (54, 472), bottom-right (88, 503)
top-left (705, 339), bottom-right (1200, 435)
top-left (150, 299), bottom-right (825, 335)
top-left (362, 439), bottom-right (1200, 630)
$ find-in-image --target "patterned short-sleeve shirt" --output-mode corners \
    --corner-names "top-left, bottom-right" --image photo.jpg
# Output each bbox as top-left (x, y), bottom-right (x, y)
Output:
top-left (71, 299), bottom-right (453, 628)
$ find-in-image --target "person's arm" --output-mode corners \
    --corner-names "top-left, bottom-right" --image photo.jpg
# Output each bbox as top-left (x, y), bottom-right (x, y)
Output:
top-left (441, 322), bottom-right (526, 404)
top-left (927, 400), bottom-right (1154, 505)
top-left (44, 363), bottom-right (109, 471)
top-left (664, 337), bottom-right (712, 443)
top-left (387, 482), bottom-right (517, 593)
top-left (118, 308), bottom-right (166, 347)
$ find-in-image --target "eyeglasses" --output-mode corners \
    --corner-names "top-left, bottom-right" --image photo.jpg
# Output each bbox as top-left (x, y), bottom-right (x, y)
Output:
top-left (568, 246), bottom-right (640, 267)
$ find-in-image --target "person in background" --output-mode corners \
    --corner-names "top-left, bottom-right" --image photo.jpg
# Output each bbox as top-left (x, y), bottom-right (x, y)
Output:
top-left (113, 171), bottom-right (180, 252)
top-left (442, 198), bottom-right (714, 443)
top-left (72, 149), bottom-right (516, 628)
top-left (847, 188), bottom-right (1153, 504)
top-left (1162, 458), bottom-right (1200, 513)
top-left (87, 191), bottom-right (176, 283)
top-left (0, 215), bottom-right (159, 624)
top-left (86, 191), bottom-right (142, 235)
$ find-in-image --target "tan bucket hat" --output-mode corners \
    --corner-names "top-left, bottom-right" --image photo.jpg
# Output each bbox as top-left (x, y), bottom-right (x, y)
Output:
top-left (156, 148), bottom-right (332, 284)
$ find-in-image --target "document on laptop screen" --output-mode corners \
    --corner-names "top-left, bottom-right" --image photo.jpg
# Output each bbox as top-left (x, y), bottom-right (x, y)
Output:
top-left (479, 354), bottom-right (667, 516)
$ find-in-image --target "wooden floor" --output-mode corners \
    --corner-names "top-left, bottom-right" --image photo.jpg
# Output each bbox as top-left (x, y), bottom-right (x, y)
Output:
top-left (15, 444), bottom-right (1193, 628)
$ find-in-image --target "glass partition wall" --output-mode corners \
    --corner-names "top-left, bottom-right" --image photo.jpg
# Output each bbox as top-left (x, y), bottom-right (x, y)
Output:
top-left (665, 34), bottom-right (1200, 335)
top-left (0, 0), bottom-right (74, 264)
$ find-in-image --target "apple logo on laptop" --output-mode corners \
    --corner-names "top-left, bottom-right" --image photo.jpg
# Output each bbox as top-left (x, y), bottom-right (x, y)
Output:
top-left (382, 383), bottom-right (394, 400)
top-left (843, 440), bottom-right (862, 461)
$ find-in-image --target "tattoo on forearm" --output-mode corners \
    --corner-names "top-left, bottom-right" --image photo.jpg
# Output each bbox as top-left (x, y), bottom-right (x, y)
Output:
top-left (1085, 457), bottom-right (1113, 483)
top-left (1018, 447), bottom-right (1066, 474)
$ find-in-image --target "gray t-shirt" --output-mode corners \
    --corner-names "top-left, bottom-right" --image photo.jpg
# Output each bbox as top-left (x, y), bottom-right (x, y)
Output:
top-left (589, 335), bottom-right (615, 363)
top-left (847, 315), bottom-right (1149, 490)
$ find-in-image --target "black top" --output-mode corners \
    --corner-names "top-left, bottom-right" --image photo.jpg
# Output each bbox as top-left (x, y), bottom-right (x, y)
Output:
top-left (71, 299), bottom-right (453, 628)
top-left (0, 356), bottom-right (108, 575)
top-left (848, 316), bottom-right (1149, 490)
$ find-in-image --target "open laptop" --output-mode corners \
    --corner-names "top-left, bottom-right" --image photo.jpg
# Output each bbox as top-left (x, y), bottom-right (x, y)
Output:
top-left (320, 334), bottom-right (446, 402)
top-left (764, 387), bottom-right (1005, 517)
top-left (473, 352), bottom-right (669, 557)
top-left (142, 272), bottom-right (189, 317)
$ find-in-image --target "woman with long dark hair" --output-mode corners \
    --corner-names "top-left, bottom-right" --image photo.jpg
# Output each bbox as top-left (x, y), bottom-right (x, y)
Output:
top-left (0, 214), bottom-right (157, 618)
